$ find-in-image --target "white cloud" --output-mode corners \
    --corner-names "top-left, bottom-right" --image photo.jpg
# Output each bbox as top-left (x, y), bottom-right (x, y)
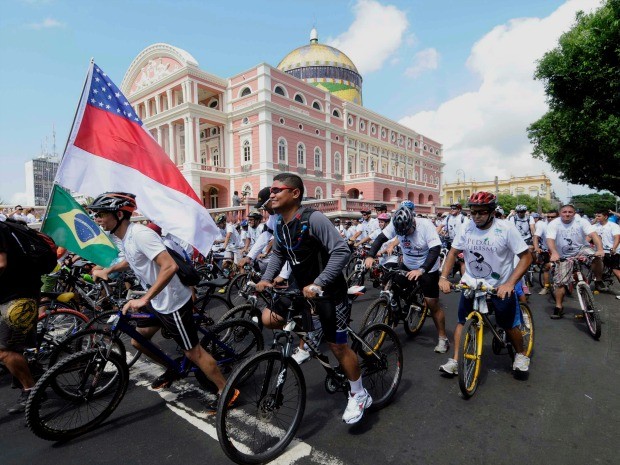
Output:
top-left (399, 0), bottom-right (603, 198)
top-left (27, 18), bottom-right (65, 30)
top-left (328, 0), bottom-right (408, 74)
top-left (405, 48), bottom-right (439, 78)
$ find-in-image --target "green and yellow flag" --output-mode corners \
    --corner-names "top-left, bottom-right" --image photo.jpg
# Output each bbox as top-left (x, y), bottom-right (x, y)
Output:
top-left (42, 184), bottom-right (119, 267)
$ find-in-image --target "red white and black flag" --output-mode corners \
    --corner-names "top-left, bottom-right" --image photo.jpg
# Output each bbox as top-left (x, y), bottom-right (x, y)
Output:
top-left (55, 61), bottom-right (218, 255)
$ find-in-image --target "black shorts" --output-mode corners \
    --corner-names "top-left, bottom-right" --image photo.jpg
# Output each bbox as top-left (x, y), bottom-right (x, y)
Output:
top-left (537, 250), bottom-right (550, 265)
top-left (154, 299), bottom-right (199, 351)
top-left (399, 265), bottom-right (440, 299)
top-left (270, 293), bottom-right (350, 345)
top-left (604, 253), bottom-right (620, 270)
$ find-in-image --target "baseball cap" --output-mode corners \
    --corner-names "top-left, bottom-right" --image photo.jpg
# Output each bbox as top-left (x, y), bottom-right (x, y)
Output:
top-left (255, 187), bottom-right (271, 208)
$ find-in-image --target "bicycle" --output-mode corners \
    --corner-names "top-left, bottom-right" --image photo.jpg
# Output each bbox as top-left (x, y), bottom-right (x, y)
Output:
top-left (359, 265), bottom-right (428, 336)
top-left (225, 263), bottom-right (266, 308)
top-left (455, 283), bottom-right (535, 398)
top-left (215, 287), bottom-right (403, 465)
top-left (551, 256), bottom-right (602, 339)
top-left (25, 308), bottom-right (264, 441)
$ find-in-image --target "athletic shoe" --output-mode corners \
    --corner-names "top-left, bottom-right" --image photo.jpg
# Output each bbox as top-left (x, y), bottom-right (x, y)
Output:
top-left (538, 287), bottom-right (549, 295)
top-left (550, 307), bottom-right (564, 319)
top-left (205, 388), bottom-right (240, 413)
top-left (434, 337), bottom-right (450, 353)
top-left (291, 347), bottom-right (311, 365)
top-left (594, 281), bottom-right (609, 292)
top-left (616, 295), bottom-right (620, 300)
top-left (523, 285), bottom-right (531, 295)
top-left (7, 389), bottom-right (30, 414)
top-left (513, 353), bottom-right (530, 372)
top-left (151, 368), bottom-right (179, 390)
top-left (342, 388), bottom-right (372, 424)
top-left (439, 358), bottom-right (458, 375)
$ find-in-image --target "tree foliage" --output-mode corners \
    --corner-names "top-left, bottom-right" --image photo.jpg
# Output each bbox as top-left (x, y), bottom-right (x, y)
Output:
top-left (570, 192), bottom-right (618, 216)
top-left (496, 194), bottom-right (552, 213)
top-left (527, 0), bottom-right (620, 196)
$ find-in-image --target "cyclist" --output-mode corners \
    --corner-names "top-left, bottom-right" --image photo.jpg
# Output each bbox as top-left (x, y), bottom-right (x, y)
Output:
top-left (350, 209), bottom-right (379, 245)
top-left (0, 218), bottom-right (40, 413)
top-left (365, 202), bottom-right (449, 352)
top-left (438, 192), bottom-right (533, 374)
top-left (437, 203), bottom-right (468, 276)
top-left (255, 173), bottom-right (372, 425)
top-left (593, 209), bottom-right (620, 297)
top-left (240, 210), bottom-right (264, 257)
top-left (89, 192), bottom-right (235, 410)
top-left (546, 204), bottom-right (605, 318)
top-left (533, 210), bottom-right (558, 295)
top-left (509, 205), bottom-right (535, 249)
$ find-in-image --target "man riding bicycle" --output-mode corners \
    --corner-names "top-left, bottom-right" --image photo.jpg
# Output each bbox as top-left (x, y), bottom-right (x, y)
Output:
top-left (438, 192), bottom-right (533, 375)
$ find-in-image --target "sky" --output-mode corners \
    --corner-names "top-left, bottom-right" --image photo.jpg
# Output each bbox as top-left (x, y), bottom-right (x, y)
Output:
top-left (0, 0), bottom-right (607, 205)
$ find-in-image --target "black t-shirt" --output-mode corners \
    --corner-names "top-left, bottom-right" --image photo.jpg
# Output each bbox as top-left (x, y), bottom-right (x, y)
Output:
top-left (0, 222), bottom-right (42, 304)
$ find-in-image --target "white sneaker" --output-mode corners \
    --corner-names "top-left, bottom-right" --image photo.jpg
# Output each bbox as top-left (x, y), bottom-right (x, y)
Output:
top-left (434, 337), bottom-right (450, 353)
top-left (342, 388), bottom-right (373, 424)
top-left (513, 353), bottom-right (530, 372)
top-left (439, 358), bottom-right (458, 375)
top-left (538, 287), bottom-right (549, 295)
top-left (616, 295), bottom-right (620, 300)
top-left (291, 347), bottom-right (311, 365)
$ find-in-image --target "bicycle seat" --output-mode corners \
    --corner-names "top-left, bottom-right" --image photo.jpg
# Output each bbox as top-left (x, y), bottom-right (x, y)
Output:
top-left (196, 278), bottom-right (229, 289)
top-left (41, 292), bottom-right (76, 303)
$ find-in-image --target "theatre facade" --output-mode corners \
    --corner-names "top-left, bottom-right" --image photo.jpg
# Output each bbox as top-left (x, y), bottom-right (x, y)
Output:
top-left (120, 31), bottom-right (443, 213)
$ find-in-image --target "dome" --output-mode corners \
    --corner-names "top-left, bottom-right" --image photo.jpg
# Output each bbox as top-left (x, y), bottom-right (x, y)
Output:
top-left (277, 29), bottom-right (363, 105)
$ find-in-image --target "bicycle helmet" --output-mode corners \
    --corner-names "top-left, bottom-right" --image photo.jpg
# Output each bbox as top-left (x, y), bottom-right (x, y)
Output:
top-left (450, 203), bottom-right (462, 210)
top-left (215, 214), bottom-right (227, 224)
top-left (515, 204), bottom-right (528, 213)
top-left (240, 219), bottom-right (248, 227)
top-left (494, 206), bottom-right (505, 217)
top-left (248, 210), bottom-right (262, 220)
top-left (377, 213), bottom-right (390, 222)
top-left (392, 207), bottom-right (414, 236)
top-left (88, 192), bottom-right (137, 214)
top-left (400, 200), bottom-right (415, 211)
top-left (334, 218), bottom-right (341, 224)
top-left (467, 192), bottom-right (497, 208)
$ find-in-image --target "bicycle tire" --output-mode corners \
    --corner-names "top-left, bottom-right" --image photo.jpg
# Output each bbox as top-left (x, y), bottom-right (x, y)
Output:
top-left (86, 310), bottom-right (142, 367)
top-left (48, 328), bottom-right (126, 368)
top-left (359, 298), bottom-right (391, 330)
top-left (226, 273), bottom-right (252, 308)
top-left (402, 295), bottom-right (428, 337)
top-left (458, 318), bottom-right (482, 399)
top-left (345, 256), bottom-right (357, 280)
top-left (519, 303), bottom-right (535, 358)
top-left (354, 323), bottom-right (403, 411)
top-left (36, 308), bottom-right (90, 368)
top-left (218, 304), bottom-right (261, 327)
top-left (576, 283), bottom-right (602, 340)
top-left (195, 318), bottom-right (264, 392)
top-left (194, 293), bottom-right (233, 325)
top-left (216, 350), bottom-right (306, 464)
top-left (26, 349), bottom-right (129, 441)
top-left (537, 266), bottom-right (545, 289)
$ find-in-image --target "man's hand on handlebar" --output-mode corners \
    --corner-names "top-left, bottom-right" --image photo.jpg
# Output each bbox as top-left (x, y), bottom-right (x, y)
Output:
top-left (255, 280), bottom-right (273, 292)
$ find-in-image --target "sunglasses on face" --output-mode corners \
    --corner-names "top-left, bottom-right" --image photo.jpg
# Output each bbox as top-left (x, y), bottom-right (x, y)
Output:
top-left (94, 212), bottom-right (110, 218)
top-left (470, 210), bottom-right (491, 217)
top-left (270, 186), bottom-right (295, 194)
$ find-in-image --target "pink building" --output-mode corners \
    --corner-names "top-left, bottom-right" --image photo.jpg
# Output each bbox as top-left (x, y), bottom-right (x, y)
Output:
top-left (120, 31), bottom-right (443, 214)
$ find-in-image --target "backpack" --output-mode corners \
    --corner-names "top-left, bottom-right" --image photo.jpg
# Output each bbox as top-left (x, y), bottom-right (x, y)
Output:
top-left (166, 246), bottom-right (201, 286)
top-left (1, 219), bottom-right (58, 276)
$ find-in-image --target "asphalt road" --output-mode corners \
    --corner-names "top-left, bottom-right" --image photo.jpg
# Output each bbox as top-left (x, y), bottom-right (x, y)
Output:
top-left (1, 283), bottom-right (618, 465)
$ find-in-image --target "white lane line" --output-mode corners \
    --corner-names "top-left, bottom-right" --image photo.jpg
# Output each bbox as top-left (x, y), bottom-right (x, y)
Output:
top-left (130, 359), bottom-right (345, 465)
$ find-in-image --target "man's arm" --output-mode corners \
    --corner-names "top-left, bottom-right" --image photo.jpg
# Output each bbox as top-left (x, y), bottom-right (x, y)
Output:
top-left (123, 251), bottom-right (177, 313)
top-left (0, 251), bottom-right (7, 278)
top-left (92, 259), bottom-right (130, 281)
top-left (309, 212), bottom-right (351, 288)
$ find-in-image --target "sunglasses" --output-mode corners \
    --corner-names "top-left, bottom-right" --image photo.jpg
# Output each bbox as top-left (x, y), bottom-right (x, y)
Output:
top-left (93, 212), bottom-right (110, 218)
top-left (470, 210), bottom-right (492, 217)
top-left (270, 186), bottom-right (295, 194)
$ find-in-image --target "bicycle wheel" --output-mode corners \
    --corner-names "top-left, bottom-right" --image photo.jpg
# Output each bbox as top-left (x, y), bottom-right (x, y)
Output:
top-left (226, 273), bottom-right (252, 307)
top-left (345, 256), bottom-right (357, 280)
top-left (576, 283), bottom-right (602, 340)
top-left (359, 298), bottom-right (391, 330)
top-left (402, 294), bottom-right (428, 337)
top-left (195, 318), bottom-right (264, 391)
top-left (519, 303), bottom-right (535, 358)
top-left (218, 304), bottom-right (261, 327)
top-left (216, 350), bottom-right (306, 465)
top-left (87, 310), bottom-right (142, 367)
top-left (48, 328), bottom-right (126, 368)
top-left (458, 318), bottom-right (482, 398)
top-left (36, 308), bottom-right (90, 368)
top-left (26, 349), bottom-right (129, 441)
top-left (354, 323), bottom-right (403, 411)
top-left (194, 293), bottom-right (233, 325)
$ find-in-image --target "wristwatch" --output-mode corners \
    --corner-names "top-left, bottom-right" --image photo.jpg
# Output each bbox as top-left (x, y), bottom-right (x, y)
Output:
top-left (419, 268), bottom-right (426, 275)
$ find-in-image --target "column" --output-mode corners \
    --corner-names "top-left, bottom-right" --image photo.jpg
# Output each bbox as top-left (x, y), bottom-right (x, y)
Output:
top-left (156, 126), bottom-right (162, 145)
top-left (155, 94), bottom-right (161, 114)
top-left (186, 116), bottom-right (195, 164)
top-left (144, 100), bottom-right (150, 119)
top-left (193, 81), bottom-right (198, 105)
top-left (168, 123), bottom-right (176, 163)
top-left (194, 117), bottom-right (201, 163)
top-left (166, 89), bottom-right (173, 109)
top-left (182, 82), bottom-right (188, 104)
top-left (218, 127), bottom-right (224, 167)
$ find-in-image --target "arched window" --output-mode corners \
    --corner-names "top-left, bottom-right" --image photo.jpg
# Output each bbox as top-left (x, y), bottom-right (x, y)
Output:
top-left (239, 87), bottom-right (251, 97)
top-left (314, 187), bottom-right (323, 199)
top-left (332, 108), bottom-right (341, 118)
top-left (334, 152), bottom-right (341, 174)
top-left (294, 93), bottom-right (305, 104)
top-left (278, 138), bottom-right (287, 163)
top-left (242, 140), bottom-right (251, 163)
top-left (274, 85), bottom-right (286, 96)
top-left (297, 143), bottom-right (305, 166)
top-left (312, 101), bottom-right (322, 111)
top-left (314, 147), bottom-right (322, 169)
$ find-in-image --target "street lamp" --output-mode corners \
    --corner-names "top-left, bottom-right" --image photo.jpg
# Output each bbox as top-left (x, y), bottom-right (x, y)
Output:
top-left (456, 169), bottom-right (465, 183)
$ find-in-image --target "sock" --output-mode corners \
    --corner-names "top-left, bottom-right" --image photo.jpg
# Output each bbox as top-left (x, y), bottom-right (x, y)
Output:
top-left (349, 376), bottom-right (363, 395)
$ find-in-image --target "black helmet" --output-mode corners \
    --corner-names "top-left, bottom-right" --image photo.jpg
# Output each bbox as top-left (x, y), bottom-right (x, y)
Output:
top-left (248, 210), bottom-right (262, 220)
top-left (392, 206), bottom-right (414, 236)
top-left (89, 192), bottom-right (137, 214)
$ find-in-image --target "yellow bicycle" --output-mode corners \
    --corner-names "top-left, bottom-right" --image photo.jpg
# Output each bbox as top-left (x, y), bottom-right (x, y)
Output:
top-left (457, 284), bottom-right (534, 398)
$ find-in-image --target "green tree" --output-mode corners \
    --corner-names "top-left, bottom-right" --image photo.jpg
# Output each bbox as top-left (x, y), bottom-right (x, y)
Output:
top-left (497, 194), bottom-right (551, 214)
top-left (570, 192), bottom-right (617, 216)
top-left (527, 0), bottom-right (620, 196)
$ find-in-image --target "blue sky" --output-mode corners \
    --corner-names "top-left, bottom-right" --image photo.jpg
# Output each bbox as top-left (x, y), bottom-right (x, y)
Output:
top-left (0, 0), bottom-right (605, 204)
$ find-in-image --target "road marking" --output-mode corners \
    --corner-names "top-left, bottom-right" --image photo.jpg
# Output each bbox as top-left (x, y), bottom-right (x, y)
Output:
top-left (130, 359), bottom-right (345, 465)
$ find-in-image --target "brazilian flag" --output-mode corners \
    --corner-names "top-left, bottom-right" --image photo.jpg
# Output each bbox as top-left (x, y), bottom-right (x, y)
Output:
top-left (42, 184), bottom-right (119, 267)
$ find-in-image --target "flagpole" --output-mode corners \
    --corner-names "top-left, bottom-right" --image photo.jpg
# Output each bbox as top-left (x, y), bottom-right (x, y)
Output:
top-left (40, 183), bottom-right (58, 232)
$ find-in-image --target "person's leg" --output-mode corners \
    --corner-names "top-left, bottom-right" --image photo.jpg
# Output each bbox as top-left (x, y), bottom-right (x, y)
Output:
top-left (0, 349), bottom-right (34, 389)
top-left (184, 343), bottom-right (226, 392)
top-left (132, 326), bottom-right (168, 367)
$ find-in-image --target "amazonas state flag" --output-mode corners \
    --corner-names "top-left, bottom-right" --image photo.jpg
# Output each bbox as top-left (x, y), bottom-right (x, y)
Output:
top-left (54, 61), bottom-right (218, 256)
top-left (42, 184), bottom-right (119, 267)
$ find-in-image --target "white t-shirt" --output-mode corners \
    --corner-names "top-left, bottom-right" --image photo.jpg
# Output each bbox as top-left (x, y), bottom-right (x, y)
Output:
top-left (121, 223), bottom-right (192, 314)
top-left (594, 221), bottom-right (620, 253)
top-left (533, 221), bottom-right (548, 250)
top-left (242, 224), bottom-right (264, 248)
top-left (383, 217), bottom-right (441, 272)
top-left (452, 218), bottom-right (529, 287)
top-left (217, 223), bottom-right (240, 251)
top-left (442, 213), bottom-right (468, 240)
top-left (546, 217), bottom-right (595, 258)
top-left (511, 215), bottom-right (534, 240)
